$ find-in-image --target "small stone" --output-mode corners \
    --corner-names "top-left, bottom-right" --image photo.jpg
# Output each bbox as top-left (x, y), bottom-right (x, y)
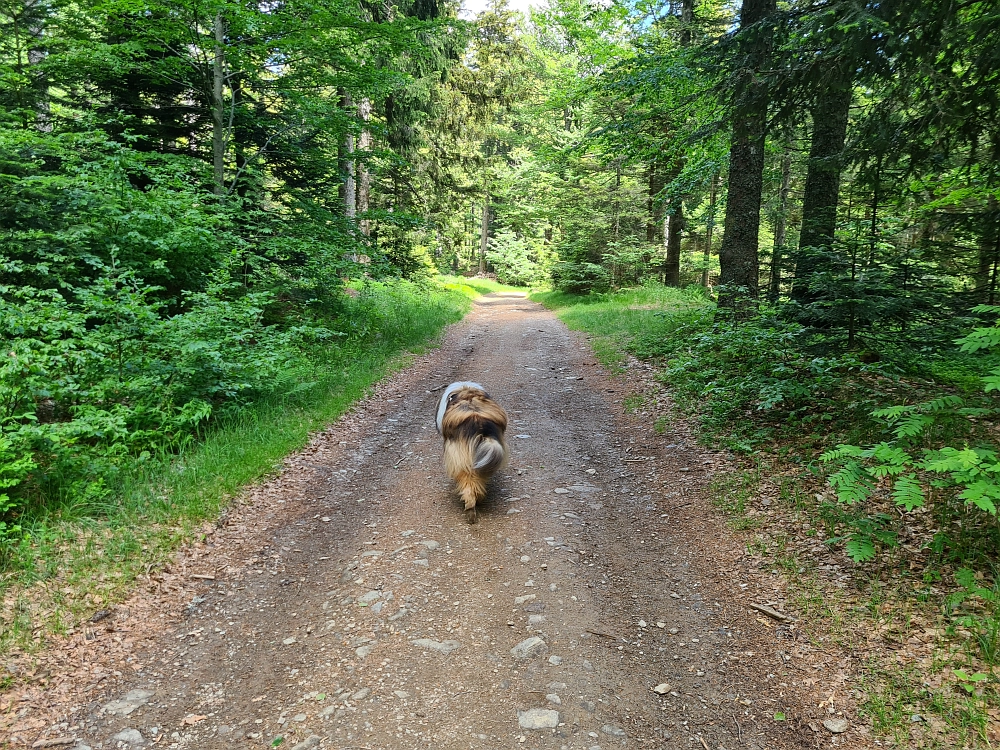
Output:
top-left (291, 737), bottom-right (322, 750)
top-left (413, 558), bottom-right (429, 567)
top-left (412, 638), bottom-right (462, 654)
top-left (656, 622), bottom-right (666, 628)
top-left (355, 645), bottom-right (373, 658)
top-left (670, 592), bottom-right (681, 599)
top-left (823, 718), bottom-right (850, 734)
top-left (554, 488), bottom-right (570, 494)
top-left (110, 729), bottom-right (143, 745)
top-left (292, 713), bottom-right (307, 722)
top-left (910, 714), bottom-right (924, 723)
top-left (514, 594), bottom-right (536, 604)
top-left (103, 689), bottom-right (154, 717)
top-left (601, 724), bottom-right (626, 737)
top-left (524, 580), bottom-right (535, 587)
top-left (518, 708), bottom-right (560, 729)
top-left (358, 591), bottom-right (381, 604)
top-left (401, 530), bottom-right (415, 537)
top-left (511, 636), bottom-right (547, 659)
top-left (419, 540), bottom-right (440, 550)
top-left (351, 688), bottom-right (370, 700)
top-left (394, 690), bottom-right (410, 699)
top-left (548, 655), bottom-right (562, 666)
top-left (546, 693), bottom-right (562, 704)
top-left (638, 620), bottom-right (647, 628)
top-left (282, 637), bottom-right (297, 645)
top-left (507, 508), bottom-right (521, 514)
top-left (582, 659), bottom-right (594, 672)
top-left (528, 615), bottom-right (546, 626)
top-left (653, 683), bottom-right (670, 694)
top-left (520, 555), bottom-right (531, 563)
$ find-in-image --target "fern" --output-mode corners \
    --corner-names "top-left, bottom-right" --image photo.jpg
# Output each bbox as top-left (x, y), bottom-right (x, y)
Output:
top-left (828, 461), bottom-right (874, 505)
top-left (820, 444), bottom-right (866, 462)
top-left (892, 474), bottom-right (925, 511)
top-left (958, 480), bottom-right (1000, 514)
top-left (845, 536), bottom-right (877, 563)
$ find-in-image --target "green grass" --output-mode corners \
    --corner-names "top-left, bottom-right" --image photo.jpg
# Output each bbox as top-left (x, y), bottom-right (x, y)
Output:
top-left (0, 277), bottom-right (485, 657)
top-left (530, 285), bottom-right (710, 370)
top-left (438, 274), bottom-right (527, 297)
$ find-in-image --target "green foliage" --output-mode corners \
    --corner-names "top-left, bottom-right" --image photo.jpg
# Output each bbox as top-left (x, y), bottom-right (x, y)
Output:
top-left (486, 231), bottom-right (552, 287)
top-left (821, 314), bottom-right (1000, 561)
top-left (550, 261), bottom-right (611, 294)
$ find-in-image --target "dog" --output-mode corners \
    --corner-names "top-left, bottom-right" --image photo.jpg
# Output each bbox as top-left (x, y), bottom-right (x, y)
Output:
top-left (436, 381), bottom-right (508, 523)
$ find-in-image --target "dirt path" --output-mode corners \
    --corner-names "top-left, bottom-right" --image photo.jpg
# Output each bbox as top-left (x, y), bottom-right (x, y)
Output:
top-left (5, 292), bottom-right (861, 750)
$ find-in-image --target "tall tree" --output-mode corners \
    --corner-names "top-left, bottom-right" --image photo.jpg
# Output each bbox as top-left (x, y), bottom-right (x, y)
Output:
top-left (717, 0), bottom-right (776, 311)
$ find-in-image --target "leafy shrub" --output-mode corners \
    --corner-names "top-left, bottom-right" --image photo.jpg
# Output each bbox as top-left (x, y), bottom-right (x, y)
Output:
top-left (487, 231), bottom-right (552, 287)
top-left (630, 309), bottom-right (878, 444)
top-left (821, 305), bottom-right (1000, 561)
top-left (551, 261), bottom-right (611, 294)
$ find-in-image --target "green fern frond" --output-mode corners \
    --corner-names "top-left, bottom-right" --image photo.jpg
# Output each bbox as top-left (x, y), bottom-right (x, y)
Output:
top-left (892, 474), bottom-right (925, 511)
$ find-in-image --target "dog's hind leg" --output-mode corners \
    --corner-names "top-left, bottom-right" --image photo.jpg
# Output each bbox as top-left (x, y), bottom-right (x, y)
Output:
top-left (456, 472), bottom-right (485, 524)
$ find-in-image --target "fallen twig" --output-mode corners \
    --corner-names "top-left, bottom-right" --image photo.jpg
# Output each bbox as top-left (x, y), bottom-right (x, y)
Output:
top-left (586, 628), bottom-right (621, 640)
top-left (393, 456), bottom-right (408, 469)
top-left (698, 737), bottom-right (710, 750)
top-left (31, 738), bottom-right (76, 748)
top-left (428, 383), bottom-right (448, 392)
top-left (748, 602), bottom-right (795, 622)
top-left (732, 713), bottom-right (743, 744)
top-left (190, 574), bottom-right (216, 581)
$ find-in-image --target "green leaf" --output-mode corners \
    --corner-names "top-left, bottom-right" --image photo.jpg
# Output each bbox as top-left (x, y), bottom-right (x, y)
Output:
top-left (891, 474), bottom-right (925, 511)
top-left (845, 537), bottom-right (877, 562)
top-left (773, 711), bottom-right (786, 721)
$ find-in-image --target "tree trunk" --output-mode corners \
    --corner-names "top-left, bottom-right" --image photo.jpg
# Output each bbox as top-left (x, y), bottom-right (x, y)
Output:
top-left (679, 0), bottom-right (694, 45)
top-left (212, 11), bottom-right (226, 195)
top-left (647, 165), bottom-right (665, 243)
top-left (338, 89), bottom-right (356, 219)
top-left (768, 148), bottom-right (792, 301)
top-left (792, 83), bottom-right (851, 300)
top-left (702, 174), bottom-right (718, 289)
top-left (976, 196), bottom-right (1000, 304)
top-left (479, 199), bottom-right (490, 274)
top-left (665, 201), bottom-right (684, 286)
top-left (717, 0), bottom-right (776, 313)
top-left (25, 0), bottom-right (49, 130)
top-left (357, 98), bottom-right (372, 236)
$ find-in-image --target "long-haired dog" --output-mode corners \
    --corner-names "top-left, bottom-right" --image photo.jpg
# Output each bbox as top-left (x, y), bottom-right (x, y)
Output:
top-left (436, 382), bottom-right (509, 523)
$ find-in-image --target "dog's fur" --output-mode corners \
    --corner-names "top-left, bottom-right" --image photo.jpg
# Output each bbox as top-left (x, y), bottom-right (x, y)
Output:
top-left (436, 382), bottom-right (508, 523)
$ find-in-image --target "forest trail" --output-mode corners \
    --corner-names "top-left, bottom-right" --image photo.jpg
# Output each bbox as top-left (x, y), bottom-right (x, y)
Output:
top-left (7, 293), bottom-right (857, 750)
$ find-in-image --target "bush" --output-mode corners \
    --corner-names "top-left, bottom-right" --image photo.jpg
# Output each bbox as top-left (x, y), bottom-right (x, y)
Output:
top-left (551, 261), bottom-right (611, 294)
top-left (487, 231), bottom-right (552, 287)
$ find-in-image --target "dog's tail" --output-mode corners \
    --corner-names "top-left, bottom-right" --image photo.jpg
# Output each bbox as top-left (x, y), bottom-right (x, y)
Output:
top-left (473, 436), bottom-right (507, 473)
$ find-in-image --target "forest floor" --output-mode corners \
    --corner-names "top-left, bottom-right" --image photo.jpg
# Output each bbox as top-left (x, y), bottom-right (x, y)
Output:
top-left (2, 292), bottom-right (863, 750)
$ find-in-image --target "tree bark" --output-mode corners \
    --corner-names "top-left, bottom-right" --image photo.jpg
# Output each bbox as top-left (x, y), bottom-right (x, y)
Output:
top-left (338, 89), bottom-right (356, 219)
top-left (976, 196), bottom-right (1000, 304)
top-left (212, 11), bottom-right (226, 195)
top-left (479, 199), bottom-right (490, 274)
top-left (357, 98), bottom-right (372, 236)
top-left (717, 0), bottom-right (776, 313)
top-left (665, 201), bottom-right (684, 286)
top-left (792, 82), bottom-right (851, 300)
top-left (646, 165), bottom-right (665, 243)
top-left (702, 174), bottom-right (718, 289)
top-left (768, 148), bottom-right (792, 301)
